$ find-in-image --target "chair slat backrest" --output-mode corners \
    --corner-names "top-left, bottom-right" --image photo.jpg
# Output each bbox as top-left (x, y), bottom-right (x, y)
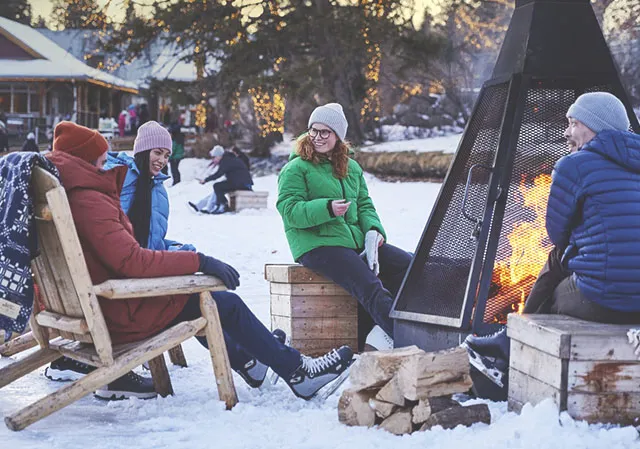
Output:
top-left (31, 167), bottom-right (114, 365)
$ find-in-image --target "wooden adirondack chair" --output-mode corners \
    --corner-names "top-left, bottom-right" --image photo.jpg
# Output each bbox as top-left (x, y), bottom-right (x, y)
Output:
top-left (0, 167), bottom-right (238, 431)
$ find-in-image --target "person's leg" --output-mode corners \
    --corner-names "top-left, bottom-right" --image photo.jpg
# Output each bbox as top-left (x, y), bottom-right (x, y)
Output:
top-left (173, 293), bottom-right (302, 378)
top-left (213, 181), bottom-right (232, 206)
top-left (170, 158), bottom-right (181, 185)
top-left (169, 295), bottom-right (258, 371)
top-left (377, 243), bottom-right (413, 297)
top-left (523, 246), bottom-right (569, 314)
top-left (550, 276), bottom-right (640, 324)
top-left (299, 246), bottom-right (395, 337)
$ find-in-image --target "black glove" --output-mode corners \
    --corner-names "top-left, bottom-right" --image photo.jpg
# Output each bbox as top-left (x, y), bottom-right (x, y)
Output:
top-left (197, 253), bottom-right (240, 290)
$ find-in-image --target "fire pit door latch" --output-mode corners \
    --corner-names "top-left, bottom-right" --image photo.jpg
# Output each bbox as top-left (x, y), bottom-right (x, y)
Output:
top-left (461, 164), bottom-right (494, 241)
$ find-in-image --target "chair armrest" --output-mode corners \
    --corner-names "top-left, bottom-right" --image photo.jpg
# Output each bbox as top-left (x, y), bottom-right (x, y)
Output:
top-left (93, 275), bottom-right (226, 299)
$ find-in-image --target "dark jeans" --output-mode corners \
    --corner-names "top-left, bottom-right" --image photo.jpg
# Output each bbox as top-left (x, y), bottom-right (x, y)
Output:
top-left (213, 181), bottom-right (252, 206)
top-left (170, 159), bottom-right (181, 185)
top-left (169, 291), bottom-right (301, 378)
top-left (298, 244), bottom-right (412, 345)
top-left (524, 246), bottom-right (640, 324)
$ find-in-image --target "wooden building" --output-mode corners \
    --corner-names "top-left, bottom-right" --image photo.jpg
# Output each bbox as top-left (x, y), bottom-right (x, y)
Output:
top-left (0, 17), bottom-right (138, 139)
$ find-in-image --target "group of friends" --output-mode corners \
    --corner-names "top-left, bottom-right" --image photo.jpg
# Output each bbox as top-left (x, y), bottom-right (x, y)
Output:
top-left (22, 91), bottom-right (640, 404)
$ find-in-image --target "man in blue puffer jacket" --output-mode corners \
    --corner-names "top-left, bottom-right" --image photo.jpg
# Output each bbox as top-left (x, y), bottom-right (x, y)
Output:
top-left (535, 92), bottom-right (640, 322)
top-left (467, 93), bottom-right (640, 386)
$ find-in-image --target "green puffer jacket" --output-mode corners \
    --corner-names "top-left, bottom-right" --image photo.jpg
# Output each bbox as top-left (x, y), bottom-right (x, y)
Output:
top-left (277, 152), bottom-right (386, 261)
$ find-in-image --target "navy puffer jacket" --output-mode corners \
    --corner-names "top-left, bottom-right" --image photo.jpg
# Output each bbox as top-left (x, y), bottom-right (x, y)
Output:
top-left (546, 130), bottom-right (640, 312)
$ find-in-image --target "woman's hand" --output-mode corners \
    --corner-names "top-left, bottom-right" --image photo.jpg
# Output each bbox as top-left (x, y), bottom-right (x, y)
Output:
top-left (331, 199), bottom-right (351, 217)
top-left (199, 179), bottom-right (205, 185)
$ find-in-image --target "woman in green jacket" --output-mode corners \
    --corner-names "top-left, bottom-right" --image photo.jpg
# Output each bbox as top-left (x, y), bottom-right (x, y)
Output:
top-left (276, 103), bottom-right (412, 350)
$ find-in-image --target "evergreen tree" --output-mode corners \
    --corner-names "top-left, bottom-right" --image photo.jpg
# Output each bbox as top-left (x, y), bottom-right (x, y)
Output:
top-left (0, 0), bottom-right (32, 25)
top-left (51, 0), bottom-right (109, 30)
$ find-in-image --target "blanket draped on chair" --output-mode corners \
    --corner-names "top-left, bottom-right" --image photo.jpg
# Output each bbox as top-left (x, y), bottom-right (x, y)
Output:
top-left (0, 152), bottom-right (59, 334)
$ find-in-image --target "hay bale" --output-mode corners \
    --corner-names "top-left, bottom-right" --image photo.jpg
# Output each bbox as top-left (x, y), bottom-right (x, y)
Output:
top-left (353, 151), bottom-right (453, 180)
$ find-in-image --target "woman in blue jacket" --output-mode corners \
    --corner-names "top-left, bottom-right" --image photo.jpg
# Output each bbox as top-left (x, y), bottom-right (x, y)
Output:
top-left (104, 120), bottom-right (195, 252)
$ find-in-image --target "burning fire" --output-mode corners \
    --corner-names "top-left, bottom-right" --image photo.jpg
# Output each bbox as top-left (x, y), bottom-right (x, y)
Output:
top-left (488, 174), bottom-right (553, 323)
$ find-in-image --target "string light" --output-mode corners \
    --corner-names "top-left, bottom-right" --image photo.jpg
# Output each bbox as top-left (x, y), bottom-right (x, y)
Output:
top-left (249, 87), bottom-right (285, 137)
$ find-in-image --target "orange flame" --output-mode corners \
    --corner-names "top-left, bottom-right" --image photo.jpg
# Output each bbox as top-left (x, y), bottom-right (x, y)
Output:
top-left (489, 174), bottom-right (553, 322)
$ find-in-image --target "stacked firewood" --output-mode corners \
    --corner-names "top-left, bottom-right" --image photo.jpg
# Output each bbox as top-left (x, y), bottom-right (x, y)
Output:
top-left (338, 346), bottom-right (491, 435)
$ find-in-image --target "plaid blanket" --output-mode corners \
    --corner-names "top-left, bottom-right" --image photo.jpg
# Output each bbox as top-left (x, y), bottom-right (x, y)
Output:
top-left (0, 152), bottom-right (59, 335)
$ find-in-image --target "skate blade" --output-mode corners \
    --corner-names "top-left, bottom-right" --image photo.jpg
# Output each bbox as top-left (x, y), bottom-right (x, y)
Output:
top-left (463, 343), bottom-right (505, 388)
top-left (314, 366), bottom-right (351, 401)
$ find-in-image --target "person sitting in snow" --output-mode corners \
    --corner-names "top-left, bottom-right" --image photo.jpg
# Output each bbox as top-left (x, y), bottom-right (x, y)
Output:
top-left (44, 121), bottom-right (353, 401)
top-left (276, 103), bottom-right (413, 352)
top-left (21, 132), bottom-right (39, 152)
top-left (199, 145), bottom-right (253, 214)
top-left (466, 92), bottom-right (640, 390)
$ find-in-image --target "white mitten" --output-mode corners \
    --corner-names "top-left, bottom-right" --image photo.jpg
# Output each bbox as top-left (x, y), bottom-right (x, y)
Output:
top-left (361, 230), bottom-right (383, 276)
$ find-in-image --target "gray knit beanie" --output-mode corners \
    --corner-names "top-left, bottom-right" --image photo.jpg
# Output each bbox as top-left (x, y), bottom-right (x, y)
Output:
top-left (133, 121), bottom-right (172, 155)
top-left (567, 92), bottom-right (630, 133)
top-left (210, 145), bottom-right (224, 157)
top-left (308, 103), bottom-right (348, 141)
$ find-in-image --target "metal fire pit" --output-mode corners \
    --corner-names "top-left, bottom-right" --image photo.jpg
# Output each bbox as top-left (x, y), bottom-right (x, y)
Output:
top-left (391, 0), bottom-right (640, 351)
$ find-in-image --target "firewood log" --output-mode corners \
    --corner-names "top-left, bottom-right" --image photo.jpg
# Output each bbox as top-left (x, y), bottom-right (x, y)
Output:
top-left (338, 389), bottom-right (376, 427)
top-left (380, 409), bottom-right (413, 435)
top-left (348, 345), bottom-right (425, 390)
top-left (411, 396), bottom-right (461, 424)
top-left (375, 374), bottom-right (405, 406)
top-left (369, 398), bottom-right (397, 419)
top-left (396, 346), bottom-right (472, 401)
top-left (418, 404), bottom-right (491, 431)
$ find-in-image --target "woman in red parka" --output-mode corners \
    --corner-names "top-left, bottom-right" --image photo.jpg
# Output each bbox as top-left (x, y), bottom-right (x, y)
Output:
top-left (43, 122), bottom-right (353, 401)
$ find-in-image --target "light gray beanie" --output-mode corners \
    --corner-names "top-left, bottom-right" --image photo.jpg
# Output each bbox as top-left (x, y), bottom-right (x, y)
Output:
top-left (567, 92), bottom-right (630, 133)
top-left (133, 121), bottom-right (172, 155)
top-left (210, 145), bottom-right (224, 157)
top-left (308, 103), bottom-right (348, 141)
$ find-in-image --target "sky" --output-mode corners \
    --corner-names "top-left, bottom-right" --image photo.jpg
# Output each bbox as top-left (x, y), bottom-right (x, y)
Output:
top-left (28, 0), bottom-right (435, 28)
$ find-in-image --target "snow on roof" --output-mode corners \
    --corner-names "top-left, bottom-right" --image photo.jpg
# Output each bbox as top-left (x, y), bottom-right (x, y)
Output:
top-left (0, 17), bottom-right (138, 92)
top-left (39, 29), bottom-right (221, 86)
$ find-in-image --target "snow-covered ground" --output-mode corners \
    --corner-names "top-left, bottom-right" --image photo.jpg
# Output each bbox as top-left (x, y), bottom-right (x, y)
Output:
top-left (1, 159), bottom-right (639, 448)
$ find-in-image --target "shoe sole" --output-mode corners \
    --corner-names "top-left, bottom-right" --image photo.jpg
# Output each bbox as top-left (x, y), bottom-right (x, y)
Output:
top-left (314, 365), bottom-right (352, 401)
top-left (94, 389), bottom-right (158, 401)
top-left (44, 368), bottom-right (87, 382)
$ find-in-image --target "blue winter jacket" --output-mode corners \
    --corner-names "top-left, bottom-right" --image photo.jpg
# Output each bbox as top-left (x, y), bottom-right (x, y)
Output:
top-left (104, 152), bottom-right (184, 251)
top-left (546, 130), bottom-right (640, 312)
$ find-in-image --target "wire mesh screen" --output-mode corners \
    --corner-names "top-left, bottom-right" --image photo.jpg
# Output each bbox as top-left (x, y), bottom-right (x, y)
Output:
top-left (394, 83), bottom-right (509, 322)
top-left (481, 86), bottom-right (595, 324)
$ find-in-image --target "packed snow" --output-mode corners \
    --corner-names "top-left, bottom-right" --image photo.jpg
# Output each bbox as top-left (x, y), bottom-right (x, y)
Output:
top-left (1, 159), bottom-right (639, 449)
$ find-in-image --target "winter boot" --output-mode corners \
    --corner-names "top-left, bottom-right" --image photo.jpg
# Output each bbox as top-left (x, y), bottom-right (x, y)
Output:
top-left (236, 328), bottom-right (287, 388)
top-left (94, 371), bottom-right (157, 400)
top-left (286, 346), bottom-right (354, 400)
top-left (364, 325), bottom-right (394, 351)
top-left (44, 356), bottom-right (96, 382)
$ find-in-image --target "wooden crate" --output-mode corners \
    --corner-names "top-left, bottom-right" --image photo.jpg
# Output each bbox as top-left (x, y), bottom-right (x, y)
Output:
top-left (507, 313), bottom-right (640, 425)
top-left (229, 190), bottom-right (268, 211)
top-left (265, 264), bottom-right (359, 356)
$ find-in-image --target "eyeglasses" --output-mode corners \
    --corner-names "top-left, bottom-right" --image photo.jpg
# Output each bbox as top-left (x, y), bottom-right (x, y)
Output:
top-left (308, 127), bottom-right (333, 140)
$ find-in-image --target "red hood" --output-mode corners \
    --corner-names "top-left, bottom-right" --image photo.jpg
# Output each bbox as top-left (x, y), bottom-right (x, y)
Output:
top-left (47, 151), bottom-right (128, 200)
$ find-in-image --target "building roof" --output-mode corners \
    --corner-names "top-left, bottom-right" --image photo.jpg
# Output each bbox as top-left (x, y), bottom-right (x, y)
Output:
top-left (39, 29), bottom-right (220, 86)
top-left (0, 17), bottom-right (138, 93)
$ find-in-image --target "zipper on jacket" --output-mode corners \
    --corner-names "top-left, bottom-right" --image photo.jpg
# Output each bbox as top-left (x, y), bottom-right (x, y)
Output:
top-left (340, 178), bottom-right (359, 248)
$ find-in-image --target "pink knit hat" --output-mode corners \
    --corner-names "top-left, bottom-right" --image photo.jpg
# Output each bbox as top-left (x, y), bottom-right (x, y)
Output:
top-left (133, 121), bottom-right (172, 155)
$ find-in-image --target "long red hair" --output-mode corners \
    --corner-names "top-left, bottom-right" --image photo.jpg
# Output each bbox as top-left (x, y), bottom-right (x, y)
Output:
top-left (295, 135), bottom-right (349, 179)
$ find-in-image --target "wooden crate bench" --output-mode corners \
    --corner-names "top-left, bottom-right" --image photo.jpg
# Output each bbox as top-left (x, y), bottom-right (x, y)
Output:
top-left (265, 264), bottom-right (359, 356)
top-left (229, 190), bottom-right (268, 211)
top-left (507, 313), bottom-right (640, 425)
